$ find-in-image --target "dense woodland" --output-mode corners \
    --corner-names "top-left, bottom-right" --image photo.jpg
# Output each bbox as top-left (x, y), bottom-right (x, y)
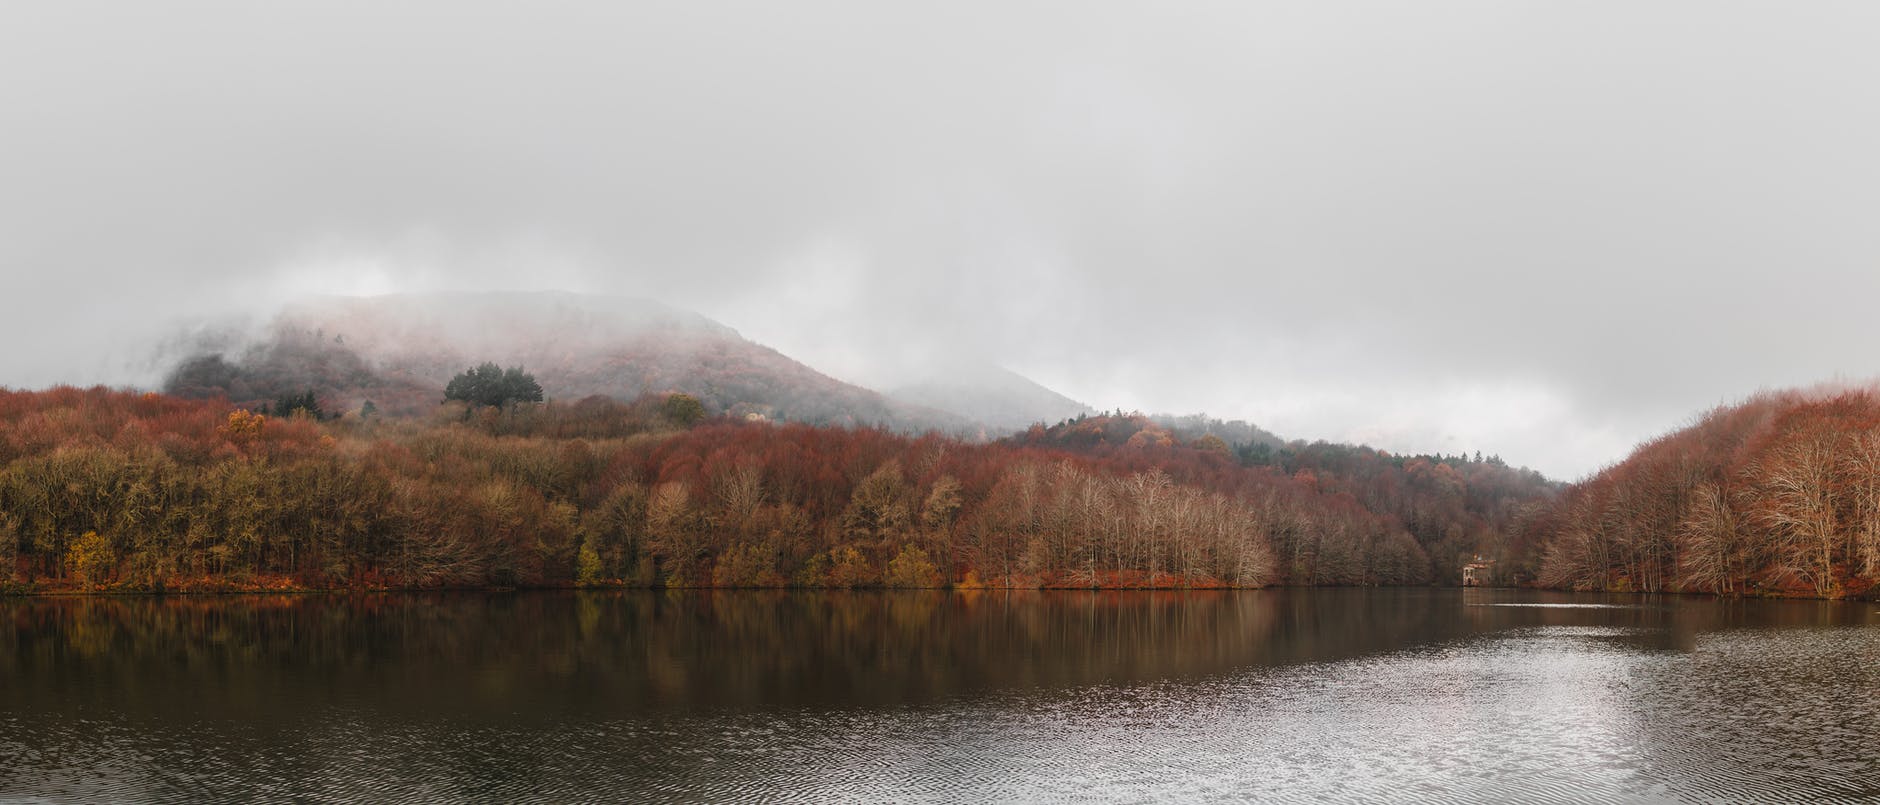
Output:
top-left (1010, 414), bottom-right (1556, 585)
top-left (0, 386), bottom-right (1553, 593)
top-left (43, 381), bottom-right (1880, 599)
top-left (1535, 387), bottom-right (1880, 598)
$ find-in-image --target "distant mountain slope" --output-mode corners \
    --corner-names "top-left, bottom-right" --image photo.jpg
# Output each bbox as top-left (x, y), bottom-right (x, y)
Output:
top-left (1148, 413), bottom-right (1285, 451)
top-left (888, 365), bottom-right (1093, 436)
top-left (162, 291), bottom-right (966, 432)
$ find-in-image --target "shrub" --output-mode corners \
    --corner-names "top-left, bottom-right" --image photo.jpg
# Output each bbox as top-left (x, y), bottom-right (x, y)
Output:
top-left (883, 544), bottom-right (941, 588)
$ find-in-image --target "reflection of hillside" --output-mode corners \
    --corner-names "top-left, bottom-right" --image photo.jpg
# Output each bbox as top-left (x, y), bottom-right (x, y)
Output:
top-left (7, 591), bottom-right (1870, 725)
top-left (0, 590), bottom-right (1430, 718)
top-left (4, 590), bottom-right (1878, 802)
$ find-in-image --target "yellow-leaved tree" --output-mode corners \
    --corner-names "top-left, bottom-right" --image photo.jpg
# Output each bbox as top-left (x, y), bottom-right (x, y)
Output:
top-left (66, 531), bottom-right (115, 588)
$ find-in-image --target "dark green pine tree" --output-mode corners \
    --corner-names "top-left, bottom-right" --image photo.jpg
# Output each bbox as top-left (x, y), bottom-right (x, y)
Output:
top-left (272, 389), bottom-right (323, 419)
top-left (445, 363), bottom-right (543, 408)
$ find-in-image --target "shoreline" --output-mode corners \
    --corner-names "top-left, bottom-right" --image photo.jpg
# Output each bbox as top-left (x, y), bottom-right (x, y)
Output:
top-left (4, 581), bottom-right (1871, 601)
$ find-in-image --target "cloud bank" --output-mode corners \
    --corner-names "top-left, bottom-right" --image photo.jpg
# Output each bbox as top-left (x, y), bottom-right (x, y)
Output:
top-left (5, 1), bottom-right (1879, 479)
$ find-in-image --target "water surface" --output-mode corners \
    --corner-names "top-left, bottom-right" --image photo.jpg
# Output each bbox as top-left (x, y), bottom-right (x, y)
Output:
top-left (1, 588), bottom-right (1875, 803)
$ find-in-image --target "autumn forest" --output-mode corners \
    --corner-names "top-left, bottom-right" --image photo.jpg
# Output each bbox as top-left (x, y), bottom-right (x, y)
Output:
top-left (0, 382), bottom-right (1552, 594)
top-left (4, 381), bottom-right (1880, 599)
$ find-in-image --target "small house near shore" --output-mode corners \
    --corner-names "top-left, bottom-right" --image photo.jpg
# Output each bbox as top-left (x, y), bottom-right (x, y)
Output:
top-left (1461, 557), bottom-right (1496, 587)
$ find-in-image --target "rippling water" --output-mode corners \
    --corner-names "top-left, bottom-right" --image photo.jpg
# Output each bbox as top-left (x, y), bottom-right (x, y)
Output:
top-left (0, 588), bottom-right (1875, 803)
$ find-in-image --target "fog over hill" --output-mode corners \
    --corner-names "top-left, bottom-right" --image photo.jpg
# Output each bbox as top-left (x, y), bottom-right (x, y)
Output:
top-left (889, 364), bottom-right (1094, 436)
top-left (163, 291), bottom-right (973, 432)
top-left (157, 292), bottom-right (1308, 449)
top-left (153, 291), bottom-right (1496, 461)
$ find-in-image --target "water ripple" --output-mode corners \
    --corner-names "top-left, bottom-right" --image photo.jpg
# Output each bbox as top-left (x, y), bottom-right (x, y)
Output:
top-left (1, 591), bottom-right (1875, 803)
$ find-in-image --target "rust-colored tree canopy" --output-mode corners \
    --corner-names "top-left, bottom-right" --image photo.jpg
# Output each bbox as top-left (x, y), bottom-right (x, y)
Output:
top-left (1533, 387), bottom-right (1880, 598)
top-left (0, 388), bottom-right (1555, 594)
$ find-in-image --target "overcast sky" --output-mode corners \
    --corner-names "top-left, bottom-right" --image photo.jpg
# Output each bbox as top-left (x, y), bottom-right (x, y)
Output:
top-left (6, 1), bottom-right (1880, 480)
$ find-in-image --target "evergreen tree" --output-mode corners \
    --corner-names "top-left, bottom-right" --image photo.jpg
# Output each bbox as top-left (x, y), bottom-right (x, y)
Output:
top-left (660, 393), bottom-right (706, 427)
top-left (445, 363), bottom-right (545, 408)
top-left (273, 390), bottom-right (322, 419)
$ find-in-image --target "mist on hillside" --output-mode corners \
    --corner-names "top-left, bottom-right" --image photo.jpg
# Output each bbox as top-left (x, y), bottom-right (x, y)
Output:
top-left (155, 291), bottom-right (987, 434)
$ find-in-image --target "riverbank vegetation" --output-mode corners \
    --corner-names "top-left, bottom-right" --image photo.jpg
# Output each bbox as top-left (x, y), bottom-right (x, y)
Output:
top-left (0, 386), bottom-right (1552, 593)
top-left (1535, 387), bottom-right (1880, 599)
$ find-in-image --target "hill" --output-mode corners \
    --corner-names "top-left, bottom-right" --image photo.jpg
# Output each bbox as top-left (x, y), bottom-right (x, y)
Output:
top-left (162, 291), bottom-right (966, 432)
top-left (1534, 385), bottom-right (1880, 598)
top-left (1009, 412), bottom-right (1559, 585)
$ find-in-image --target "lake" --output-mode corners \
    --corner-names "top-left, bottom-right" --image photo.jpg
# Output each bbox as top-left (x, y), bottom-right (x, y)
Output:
top-left (1, 588), bottom-right (1875, 803)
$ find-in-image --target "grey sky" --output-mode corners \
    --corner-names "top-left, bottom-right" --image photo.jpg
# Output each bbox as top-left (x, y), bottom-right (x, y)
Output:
top-left (5, 1), bottom-right (1879, 480)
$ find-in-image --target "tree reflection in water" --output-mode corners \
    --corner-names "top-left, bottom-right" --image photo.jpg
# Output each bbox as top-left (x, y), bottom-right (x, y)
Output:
top-left (1, 590), bottom-right (1876, 803)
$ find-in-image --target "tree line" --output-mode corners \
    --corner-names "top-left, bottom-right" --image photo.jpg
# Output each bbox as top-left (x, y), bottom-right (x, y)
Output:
top-left (0, 387), bottom-right (1556, 592)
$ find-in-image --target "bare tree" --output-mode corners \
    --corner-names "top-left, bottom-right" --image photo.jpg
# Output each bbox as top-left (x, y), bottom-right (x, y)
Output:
top-left (1841, 429), bottom-right (1880, 578)
top-left (1674, 482), bottom-right (1742, 594)
top-left (1744, 429), bottom-right (1842, 598)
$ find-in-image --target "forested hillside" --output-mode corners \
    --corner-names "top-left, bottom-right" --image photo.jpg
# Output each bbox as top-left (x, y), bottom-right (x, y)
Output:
top-left (0, 387), bottom-right (1551, 593)
top-left (1536, 387), bottom-right (1880, 598)
top-left (1011, 413), bottom-right (1558, 585)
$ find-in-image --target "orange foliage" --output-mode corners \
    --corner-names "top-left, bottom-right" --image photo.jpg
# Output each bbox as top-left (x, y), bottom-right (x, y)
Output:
top-left (1537, 387), bottom-right (1880, 598)
top-left (0, 387), bottom-right (1554, 593)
